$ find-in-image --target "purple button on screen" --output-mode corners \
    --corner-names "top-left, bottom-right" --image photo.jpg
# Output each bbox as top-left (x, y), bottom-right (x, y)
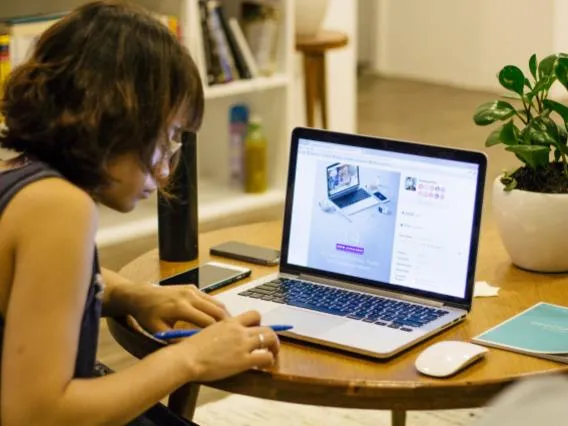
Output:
top-left (336, 243), bottom-right (364, 255)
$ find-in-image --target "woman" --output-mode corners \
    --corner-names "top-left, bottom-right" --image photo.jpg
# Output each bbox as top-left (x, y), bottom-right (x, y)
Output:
top-left (0, 1), bottom-right (279, 425)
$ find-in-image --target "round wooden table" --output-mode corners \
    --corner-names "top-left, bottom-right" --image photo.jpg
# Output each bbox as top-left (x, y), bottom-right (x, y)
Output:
top-left (109, 220), bottom-right (568, 426)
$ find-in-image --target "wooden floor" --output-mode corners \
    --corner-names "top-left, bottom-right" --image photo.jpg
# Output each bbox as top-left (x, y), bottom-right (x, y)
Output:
top-left (96, 74), bottom-right (516, 412)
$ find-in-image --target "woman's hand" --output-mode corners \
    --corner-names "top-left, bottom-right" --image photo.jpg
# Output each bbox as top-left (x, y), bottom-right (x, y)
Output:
top-left (122, 284), bottom-right (230, 333)
top-left (178, 310), bottom-right (280, 382)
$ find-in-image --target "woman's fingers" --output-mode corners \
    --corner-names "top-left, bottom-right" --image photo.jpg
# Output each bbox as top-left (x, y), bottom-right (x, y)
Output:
top-left (247, 326), bottom-right (280, 355)
top-left (173, 286), bottom-right (227, 324)
top-left (187, 295), bottom-right (227, 322)
top-left (235, 310), bottom-right (262, 327)
top-left (143, 318), bottom-right (171, 334)
top-left (248, 350), bottom-right (276, 369)
top-left (177, 308), bottom-right (216, 327)
top-left (199, 291), bottom-right (231, 315)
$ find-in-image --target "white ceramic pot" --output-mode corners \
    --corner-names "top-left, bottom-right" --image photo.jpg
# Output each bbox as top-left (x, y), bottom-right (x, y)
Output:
top-left (492, 176), bottom-right (568, 272)
top-left (294, 0), bottom-right (329, 37)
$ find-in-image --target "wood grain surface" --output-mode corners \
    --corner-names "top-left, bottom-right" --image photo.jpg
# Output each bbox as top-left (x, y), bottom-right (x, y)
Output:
top-left (295, 30), bottom-right (349, 53)
top-left (117, 220), bottom-right (568, 411)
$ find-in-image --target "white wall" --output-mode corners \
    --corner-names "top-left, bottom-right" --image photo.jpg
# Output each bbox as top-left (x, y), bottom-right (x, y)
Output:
top-left (292, 0), bottom-right (357, 133)
top-left (374, 0), bottom-right (565, 93)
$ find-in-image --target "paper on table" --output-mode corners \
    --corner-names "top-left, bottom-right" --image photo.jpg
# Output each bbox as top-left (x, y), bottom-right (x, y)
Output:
top-left (474, 280), bottom-right (500, 298)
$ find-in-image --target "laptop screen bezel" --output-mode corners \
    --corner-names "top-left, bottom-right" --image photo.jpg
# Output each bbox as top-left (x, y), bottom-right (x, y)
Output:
top-left (279, 127), bottom-right (487, 311)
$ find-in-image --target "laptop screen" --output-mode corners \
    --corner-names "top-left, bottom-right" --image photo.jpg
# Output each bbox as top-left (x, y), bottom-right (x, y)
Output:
top-left (327, 163), bottom-right (360, 197)
top-left (283, 132), bottom-right (485, 304)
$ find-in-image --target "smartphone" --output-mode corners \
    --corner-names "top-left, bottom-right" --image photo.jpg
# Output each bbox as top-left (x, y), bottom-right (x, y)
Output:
top-left (210, 241), bottom-right (280, 266)
top-left (373, 190), bottom-right (390, 203)
top-left (159, 261), bottom-right (251, 293)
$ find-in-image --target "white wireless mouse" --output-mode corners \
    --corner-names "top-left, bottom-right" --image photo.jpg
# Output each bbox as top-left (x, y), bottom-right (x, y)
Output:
top-left (415, 340), bottom-right (488, 378)
top-left (318, 199), bottom-right (337, 213)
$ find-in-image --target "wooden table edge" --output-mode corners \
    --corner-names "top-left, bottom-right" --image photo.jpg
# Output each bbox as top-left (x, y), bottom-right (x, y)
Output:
top-left (108, 220), bottom-right (568, 411)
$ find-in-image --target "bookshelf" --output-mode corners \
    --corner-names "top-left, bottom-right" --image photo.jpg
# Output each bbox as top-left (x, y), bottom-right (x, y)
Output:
top-left (97, 179), bottom-right (285, 246)
top-left (203, 73), bottom-right (289, 99)
top-left (0, 0), bottom-right (181, 21)
top-left (1, 0), bottom-right (294, 247)
top-left (99, 0), bottom-right (294, 247)
top-left (1, 0), bottom-right (295, 247)
top-left (168, 0), bottom-right (293, 249)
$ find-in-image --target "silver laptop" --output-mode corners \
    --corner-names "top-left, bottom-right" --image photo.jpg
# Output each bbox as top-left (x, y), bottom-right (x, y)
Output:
top-left (326, 162), bottom-right (378, 215)
top-left (215, 127), bottom-right (487, 359)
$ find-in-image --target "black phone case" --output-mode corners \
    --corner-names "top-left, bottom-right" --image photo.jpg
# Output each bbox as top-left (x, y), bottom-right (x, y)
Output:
top-left (209, 248), bottom-right (279, 266)
top-left (159, 268), bottom-right (251, 293)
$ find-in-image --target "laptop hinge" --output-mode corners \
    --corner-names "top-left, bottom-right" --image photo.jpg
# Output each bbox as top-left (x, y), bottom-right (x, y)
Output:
top-left (296, 273), bottom-right (445, 308)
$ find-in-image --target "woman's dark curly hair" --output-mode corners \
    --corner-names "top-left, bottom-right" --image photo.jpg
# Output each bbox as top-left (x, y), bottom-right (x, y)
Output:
top-left (0, 0), bottom-right (204, 191)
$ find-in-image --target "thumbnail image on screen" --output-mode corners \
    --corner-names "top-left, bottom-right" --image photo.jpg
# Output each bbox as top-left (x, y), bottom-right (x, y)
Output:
top-left (327, 163), bottom-right (359, 196)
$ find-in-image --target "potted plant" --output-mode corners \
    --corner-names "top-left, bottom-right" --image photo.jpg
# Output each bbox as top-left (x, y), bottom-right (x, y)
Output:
top-left (473, 53), bottom-right (568, 272)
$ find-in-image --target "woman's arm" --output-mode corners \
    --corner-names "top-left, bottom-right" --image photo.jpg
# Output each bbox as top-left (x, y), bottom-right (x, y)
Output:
top-left (100, 267), bottom-right (230, 332)
top-left (1, 179), bottom-right (279, 426)
top-left (99, 267), bottom-right (136, 317)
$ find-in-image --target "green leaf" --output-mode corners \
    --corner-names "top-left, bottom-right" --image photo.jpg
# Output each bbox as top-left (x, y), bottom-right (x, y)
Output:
top-left (538, 54), bottom-right (558, 79)
top-left (532, 76), bottom-right (555, 94)
top-left (485, 127), bottom-right (503, 147)
top-left (500, 120), bottom-right (520, 145)
top-left (551, 136), bottom-right (568, 164)
top-left (527, 128), bottom-right (556, 146)
top-left (543, 99), bottom-right (568, 124)
top-left (554, 140), bottom-right (568, 155)
top-left (524, 78), bottom-right (533, 89)
top-left (473, 100), bottom-right (517, 125)
top-left (525, 117), bottom-right (558, 146)
top-left (558, 124), bottom-right (567, 144)
top-left (498, 65), bottom-right (525, 95)
top-left (540, 115), bottom-right (559, 137)
top-left (525, 92), bottom-right (537, 107)
top-left (505, 144), bottom-right (550, 169)
top-left (529, 54), bottom-right (537, 79)
top-left (554, 57), bottom-right (568, 91)
top-left (520, 127), bottom-right (532, 144)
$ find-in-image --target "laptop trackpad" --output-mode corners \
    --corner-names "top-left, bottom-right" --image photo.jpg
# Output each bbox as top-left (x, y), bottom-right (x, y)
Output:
top-left (261, 307), bottom-right (348, 336)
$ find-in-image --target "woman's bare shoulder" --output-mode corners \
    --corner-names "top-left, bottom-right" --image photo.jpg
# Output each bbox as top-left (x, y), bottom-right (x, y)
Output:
top-left (2, 176), bottom-right (98, 234)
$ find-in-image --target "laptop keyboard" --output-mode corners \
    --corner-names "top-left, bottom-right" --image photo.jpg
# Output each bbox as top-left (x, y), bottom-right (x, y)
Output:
top-left (333, 188), bottom-right (370, 208)
top-left (238, 278), bottom-right (450, 332)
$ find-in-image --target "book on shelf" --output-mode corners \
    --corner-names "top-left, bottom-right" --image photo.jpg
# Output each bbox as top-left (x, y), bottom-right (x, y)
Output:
top-left (197, 0), bottom-right (219, 85)
top-left (199, 0), bottom-right (231, 84)
top-left (0, 33), bottom-right (9, 124)
top-left (4, 14), bottom-right (62, 68)
top-left (198, 0), bottom-right (257, 87)
top-left (217, 7), bottom-right (252, 80)
top-left (2, 11), bottom-right (180, 70)
top-left (241, 1), bottom-right (280, 77)
top-left (472, 302), bottom-right (568, 363)
top-left (228, 17), bottom-right (259, 79)
top-left (153, 14), bottom-right (182, 40)
top-left (207, 1), bottom-right (240, 82)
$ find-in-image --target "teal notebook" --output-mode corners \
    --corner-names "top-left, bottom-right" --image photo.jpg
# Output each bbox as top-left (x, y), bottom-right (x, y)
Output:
top-left (473, 302), bottom-right (568, 363)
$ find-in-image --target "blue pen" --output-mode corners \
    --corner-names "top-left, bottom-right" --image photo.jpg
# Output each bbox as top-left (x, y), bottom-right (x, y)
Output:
top-left (154, 325), bottom-right (294, 340)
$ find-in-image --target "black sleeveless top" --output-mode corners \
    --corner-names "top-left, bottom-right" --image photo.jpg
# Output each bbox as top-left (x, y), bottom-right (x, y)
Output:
top-left (0, 161), bottom-right (196, 425)
top-left (0, 161), bottom-right (103, 378)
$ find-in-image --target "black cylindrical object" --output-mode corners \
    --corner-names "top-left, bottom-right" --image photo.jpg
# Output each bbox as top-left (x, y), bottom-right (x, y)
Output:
top-left (158, 131), bottom-right (199, 261)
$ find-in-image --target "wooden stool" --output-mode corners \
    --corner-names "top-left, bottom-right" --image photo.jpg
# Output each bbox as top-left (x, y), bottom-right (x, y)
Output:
top-left (296, 30), bottom-right (348, 129)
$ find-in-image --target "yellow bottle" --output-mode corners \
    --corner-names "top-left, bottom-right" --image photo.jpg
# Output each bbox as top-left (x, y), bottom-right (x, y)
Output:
top-left (0, 34), bottom-right (10, 125)
top-left (244, 115), bottom-right (267, 193)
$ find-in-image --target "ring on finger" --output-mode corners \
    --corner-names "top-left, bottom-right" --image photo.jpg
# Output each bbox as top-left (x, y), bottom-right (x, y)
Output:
top-left (258, 332), bottom-right (265, 350)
